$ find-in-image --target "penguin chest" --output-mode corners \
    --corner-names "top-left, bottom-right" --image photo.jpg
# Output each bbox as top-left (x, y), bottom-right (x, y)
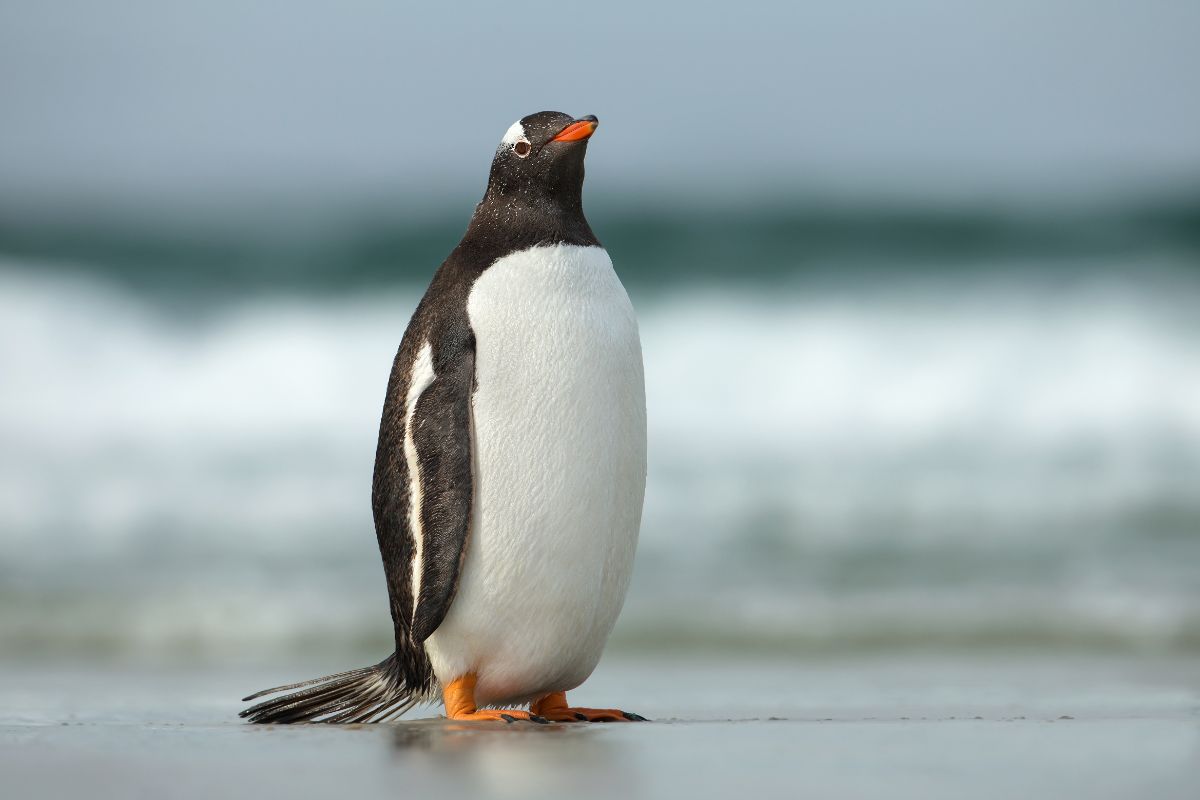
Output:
top-left (425, 244), bottom-right (646, 704)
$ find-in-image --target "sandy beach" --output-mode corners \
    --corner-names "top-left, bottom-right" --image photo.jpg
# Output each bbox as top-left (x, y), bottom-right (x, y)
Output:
top-left (2, 654), bottom-right (1196, 799)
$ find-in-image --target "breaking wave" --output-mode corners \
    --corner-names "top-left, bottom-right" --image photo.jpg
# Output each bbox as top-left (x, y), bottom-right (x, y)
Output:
top-left (2, 248), bottom-right (1199, 659)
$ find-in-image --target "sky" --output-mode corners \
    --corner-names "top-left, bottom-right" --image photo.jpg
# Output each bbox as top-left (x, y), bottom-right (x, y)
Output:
top-left (1, 1), bottom-right (1198, 210)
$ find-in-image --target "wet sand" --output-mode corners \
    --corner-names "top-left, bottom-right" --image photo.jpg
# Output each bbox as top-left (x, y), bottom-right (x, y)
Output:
top-left (2, 655), bottom-right (1197, 799)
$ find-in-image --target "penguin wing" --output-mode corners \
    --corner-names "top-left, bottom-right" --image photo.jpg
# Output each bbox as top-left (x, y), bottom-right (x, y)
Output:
top-left (372, 319), bottom-right (476, 647)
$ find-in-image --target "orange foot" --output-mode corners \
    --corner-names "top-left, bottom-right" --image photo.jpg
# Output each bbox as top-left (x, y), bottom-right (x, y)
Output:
top-left (443, 673), bottom-right (549, 724)
top-left (531, 691), bottom-right (648, 723)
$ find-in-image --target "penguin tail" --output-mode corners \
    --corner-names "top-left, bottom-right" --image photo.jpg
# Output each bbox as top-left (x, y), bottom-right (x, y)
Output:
top-left (239, 653), bottom-right (423, 724)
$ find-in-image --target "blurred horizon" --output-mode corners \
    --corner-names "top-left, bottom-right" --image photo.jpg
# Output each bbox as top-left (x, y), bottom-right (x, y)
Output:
top-left (2, 2), bottom-right (1199, 666)
top-left (3, 1), bottom-right (1199, 201)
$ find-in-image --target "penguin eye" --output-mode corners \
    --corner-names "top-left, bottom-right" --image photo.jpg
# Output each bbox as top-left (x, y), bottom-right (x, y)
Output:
top-left (513, 139), bottom-right (532, 158)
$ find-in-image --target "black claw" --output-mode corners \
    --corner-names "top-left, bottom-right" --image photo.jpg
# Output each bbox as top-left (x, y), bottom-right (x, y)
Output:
top-left (574, 712), bottom-right (588, 721)
top-left (530, 715), bottom-right (550, 724)
top-left (622, 712), bottom-right (647, 722)
top-left (500, 714), bottom-right (516, 723)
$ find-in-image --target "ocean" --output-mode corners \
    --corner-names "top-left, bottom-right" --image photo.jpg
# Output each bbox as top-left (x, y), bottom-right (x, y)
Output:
top-left (2, 194), bottom-right (1199, 663)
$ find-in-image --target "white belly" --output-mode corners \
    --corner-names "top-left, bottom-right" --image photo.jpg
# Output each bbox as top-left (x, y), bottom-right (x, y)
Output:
top-left (424, 244), bottom-right (646, 706)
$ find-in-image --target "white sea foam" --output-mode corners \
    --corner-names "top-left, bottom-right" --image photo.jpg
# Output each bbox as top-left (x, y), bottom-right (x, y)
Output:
top-left (2, 259), bottom-right (1199, 654)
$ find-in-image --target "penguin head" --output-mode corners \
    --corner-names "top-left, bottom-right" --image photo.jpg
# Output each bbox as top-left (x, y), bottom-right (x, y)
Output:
top-left (484, 111), bottom-right (598, 208)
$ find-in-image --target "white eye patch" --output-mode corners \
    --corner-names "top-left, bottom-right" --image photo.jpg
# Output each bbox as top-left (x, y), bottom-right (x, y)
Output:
top-left (500, 121), bottom-right (527, 146)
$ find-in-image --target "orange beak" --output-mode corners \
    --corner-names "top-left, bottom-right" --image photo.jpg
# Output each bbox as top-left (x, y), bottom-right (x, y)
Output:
top-left (551, 116), bottom-right (599, 142)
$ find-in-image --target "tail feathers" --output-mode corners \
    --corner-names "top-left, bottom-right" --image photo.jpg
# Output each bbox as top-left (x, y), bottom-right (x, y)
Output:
top-left (240, 654), bottom-right (422, 724)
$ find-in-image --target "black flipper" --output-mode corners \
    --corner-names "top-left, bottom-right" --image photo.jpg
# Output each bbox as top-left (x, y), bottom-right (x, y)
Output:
top-left (407, 325), bottom-right (476, 643)
top-left (240, 285), bottom-right (477, 724)
top-left (372, 307), bottom-right (477, 651)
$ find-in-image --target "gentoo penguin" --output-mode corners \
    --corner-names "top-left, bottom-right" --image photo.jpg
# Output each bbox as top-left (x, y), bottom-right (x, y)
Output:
top-left (241, 112), bottom-right (647, 724)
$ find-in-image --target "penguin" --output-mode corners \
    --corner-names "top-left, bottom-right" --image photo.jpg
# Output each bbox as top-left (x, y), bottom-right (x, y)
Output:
top-left (241, 112), bottom-right (648, 724)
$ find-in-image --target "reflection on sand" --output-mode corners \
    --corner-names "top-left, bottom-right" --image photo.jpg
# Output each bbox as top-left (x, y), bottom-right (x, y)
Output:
top-left (389, 718), bottom-right (629, 792)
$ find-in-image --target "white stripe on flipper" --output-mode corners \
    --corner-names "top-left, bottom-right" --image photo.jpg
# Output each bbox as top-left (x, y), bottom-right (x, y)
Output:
top-left (404, 341), bottom-right (436, 624)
